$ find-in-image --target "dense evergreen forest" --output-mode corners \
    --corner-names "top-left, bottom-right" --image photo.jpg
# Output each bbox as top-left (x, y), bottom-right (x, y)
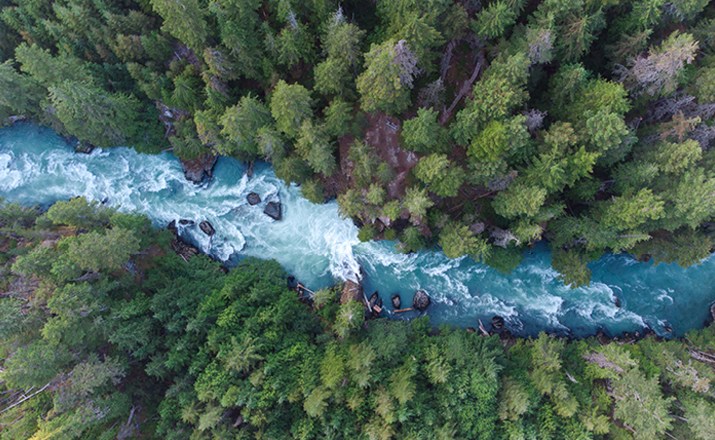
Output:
top-left (0, 198), bottom-right (713, 439)
top-left (0, 0), bottom-right (714, 285)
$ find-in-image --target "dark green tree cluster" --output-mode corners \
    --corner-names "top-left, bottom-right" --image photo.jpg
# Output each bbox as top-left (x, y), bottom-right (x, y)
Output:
top-left (1, 199), bottom-right (714, 439)
top-left (1, 1), bottom-right (714, 284)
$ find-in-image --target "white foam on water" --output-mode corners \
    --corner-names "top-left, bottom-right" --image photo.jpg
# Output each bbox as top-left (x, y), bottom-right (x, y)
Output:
top-left (655, 289), bottom-right (674, 303)
top-left (3, 123), bottom-right (715, 337)
top-left (0, 152), bottom-right (23, 191)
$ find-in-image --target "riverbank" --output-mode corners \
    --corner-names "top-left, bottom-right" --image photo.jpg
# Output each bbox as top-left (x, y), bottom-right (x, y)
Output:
top-left (3, 200), bottom-right (713, 440)
top-left (2, 122), bottom-right (715, 338)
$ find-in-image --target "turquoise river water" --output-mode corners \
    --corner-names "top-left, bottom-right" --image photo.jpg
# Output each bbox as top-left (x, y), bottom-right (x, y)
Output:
top-left (1, 123), bottom-right (714, 337)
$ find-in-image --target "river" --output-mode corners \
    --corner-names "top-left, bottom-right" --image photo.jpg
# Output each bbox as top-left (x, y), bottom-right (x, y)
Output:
top-left (1, 123), bottom-right (714, 337)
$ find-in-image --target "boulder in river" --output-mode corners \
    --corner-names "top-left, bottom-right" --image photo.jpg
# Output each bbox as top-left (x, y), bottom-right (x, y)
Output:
top-left (491, 315), bottom-right (505, 331)
top-left (199, 220), bottom-right (215, 236)
top-left (613, 295), bottom-right (622, 308)
top-left (391, 294), bottom-right (401, 309)
top-left (181, 153), bottom-right (218, 184)
top-left (263, 201), bottom-right (282, 220)
top-left (247, 192), bottom-right (261, 205)
top-left (369, 292), bottom-right (379, 308)
top-left (709, 302), bottom-right (715, 326)
top-left (75, 141), bottom-right (95, 154)
top-left (178, 219), bottom-right (194, 226)
top-left (412, 290), bottom-right (430, 311)
top-left (167, 220), bottom-right (200, 260)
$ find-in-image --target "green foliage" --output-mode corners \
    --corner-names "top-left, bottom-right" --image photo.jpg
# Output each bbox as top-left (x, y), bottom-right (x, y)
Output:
top-left (45, 197), bottom-right (110, 230)
top-left (49, 81), bottom-right (145, 148)
top-left (493, 184), bottom-right (547, 219)
top-left (150, 0), bottom-right (208, 53)
top-left (270, 80), bottom-right (313, 139)
top-left (414, 154), bottom-right (465, 197)
top-left (439, 223), bottom-right (491, 261)
top-left (474, 1), bottom-right (518, 39)
top-left (63, 227), bottom-right (140, 273)
top-left (356, 39), bottom-right (414, 114)
top-left (2, 200), bottom-right (715, 439)
top-left (401, 107), bottom-right (449, 154)
top-left (219, 95), bottom-right (273, 158)
top-left (403, 186), bottom-right (434, 223)
top-left (0, 0), bottom-right (713, 285)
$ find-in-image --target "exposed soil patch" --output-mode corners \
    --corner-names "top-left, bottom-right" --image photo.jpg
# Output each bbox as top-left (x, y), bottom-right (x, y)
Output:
top-left (363, 112), bottom-right (418, 199)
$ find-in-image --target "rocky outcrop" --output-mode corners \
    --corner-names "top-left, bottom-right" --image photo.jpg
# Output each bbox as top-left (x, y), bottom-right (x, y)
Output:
top-left (263, 201), bottom-right (282, 220)
top-left (391, 294), bottom-right (401, 309)
top-left (181, 153), bottom-right (217, 184)
top-left (491, 316), bottom-right (505, 331)
top-left (199, 221), bottom-right (215, 236)
top-left (247, 192), bottom-right (261, 205)
top-left (340, 279), bottom-right (363, 305)
top-left (75, 141), bottom-right (95, 154)
top-left (167, 220), bottom-right (200, 260)
top-left (412, 290), bottom-right (430, 311)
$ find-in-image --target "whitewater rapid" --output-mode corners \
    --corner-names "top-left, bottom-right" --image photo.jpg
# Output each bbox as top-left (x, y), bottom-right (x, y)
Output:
top-left (2, 124), bottom-right (714, 337)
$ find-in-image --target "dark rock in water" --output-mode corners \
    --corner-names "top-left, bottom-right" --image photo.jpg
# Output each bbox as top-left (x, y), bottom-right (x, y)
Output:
top-left (264, 201), bottom-right (282, 220)
top-left (247, 192), bottom-right (261, 205)
top-left (247, 161), bottom-right (254, 178)
top-left (178, 219), bottom-right (194, 226)
top-left (391, 294), bottom-right (401, 309)
top-left (491, 316), bottom-right (505, 330)
top-left (412, 290), bottom-right (430, 311)
top-left (709, 302), bottom-right (715, 325)
top-left (199, 220), bottom-right (215, 236)
top-left (340, 279), bottom-right (363, 304)
top-left (75, 141), bottom-right (95, 154)
top-left (369, 292), bottom-right (379, 308)
top-left (166, 220), bottom-right (200, 260)
top-left (613, 295), bottom-right (622, 308)
top-left (376, 297), bottom-right (383, 308)
top-left (287, 275), bottom-right (298, 290)
top-left (181, 153), bottom-right (218, 184)
top-left (663, 322), bottom-right (673, 333)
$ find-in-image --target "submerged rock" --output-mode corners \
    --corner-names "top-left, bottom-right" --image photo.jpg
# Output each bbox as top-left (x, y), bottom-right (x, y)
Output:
top-left (181, 153), bottom-right (217, 184)
top-left (613, 295), bottom-right (622, 308)
top-left (491, 315), bottom-right (505, 330)
top-left (199, 221), bottom-right (215, 236)
top-left (263, 201), bottom-right (282, 220)
top-left (412, 290), bottom-right (430, 311)
top-left (247, 192), bottom-right (261, 205)
top-left (178, 219), bottom-right (194, 226)
top-left (391, 294), bottom-right (401, 309)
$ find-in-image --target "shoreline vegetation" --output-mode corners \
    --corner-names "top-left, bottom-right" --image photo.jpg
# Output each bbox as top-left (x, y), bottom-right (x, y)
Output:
top-left (1, 198), bottom-right (714, 439)
top-left (0, 0), bottom-right (714, 438)
top-left (1, 1), bottom-right (714, 288)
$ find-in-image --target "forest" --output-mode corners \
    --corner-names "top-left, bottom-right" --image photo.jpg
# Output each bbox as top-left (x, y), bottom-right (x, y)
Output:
top-left (0, 0), bottom-right (714, 285)
top-left (0, 198), bottom-right (713, 439)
